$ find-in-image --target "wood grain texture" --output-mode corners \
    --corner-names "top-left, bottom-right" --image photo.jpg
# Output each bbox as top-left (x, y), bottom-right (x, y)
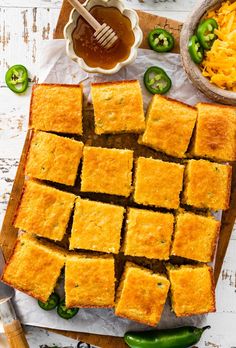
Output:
top-left (54, 0), bottom-right (182, 52)
top-left (0, 130), bottom-right (32, 260)
top-left (0, 1), bottom-right (236, 347)
top-left (214, 164), bottom-right (236, 283)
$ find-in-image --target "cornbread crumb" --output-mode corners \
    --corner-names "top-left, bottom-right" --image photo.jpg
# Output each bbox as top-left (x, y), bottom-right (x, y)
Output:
top-left (171, 211), bottom-right (220, 262)
top-left (140, 95), bottom-right (197, 158)
top-left (65, 254), bottom-right (115, 308)
top-left (123, 208), bottom-right (174, 260)
top-left (91, 80), bottom-right (145, 134)
top-left (192, 103), bottom-right (236, 162)
top-left (167, 264), bottom-right (216, 316)
top-left (81, 146), bottom-right (133, 197)
top-left (134, 157), bottom-right (184, 209)
top-left (2, 234), bottom-right (65, 302)
top-left (70, 198), bottom-right (124, 253)
top-left (26, 131), bottom-right (84, 186)
top-left (29, 84), bottom-right (83, 134)
top-left (14, 180), bottom-right (76, 241)
top-left (115, 262), bottom-right (170, 326)
top-left (183, 159), bottom-right (232, 210)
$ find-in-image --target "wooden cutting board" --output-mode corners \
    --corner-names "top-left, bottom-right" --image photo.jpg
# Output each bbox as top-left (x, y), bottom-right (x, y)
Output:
top-left (1, 2), bottom-right (236, 347)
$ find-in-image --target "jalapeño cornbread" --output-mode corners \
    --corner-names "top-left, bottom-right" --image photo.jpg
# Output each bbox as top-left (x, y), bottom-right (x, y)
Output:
top-left (81, 146), bottom-right (134, 197)
top-left (167, 264), bottom-right (216, 317)
top-left (140, 95), bottom-right (197, 158)
top-left (91, 80), bottom-right (145, 134)
top-left (29, 84), bottom-right (83, 134)
top-left (192, 103), bottom-right (236, 162)
top-left (134, 157), bottom-right (184, 209)
top-left (14, 180), bottom-right (76, 241)
top-left (65, 254), bottom-right (115, 308)
top-left (25, 131), bottom-right (84, 186)
top-left (2, 234), bottom-right (65, 302)
top-left (123, 208), bottom-right (174, 260)
top-left (183, 159), bottom-right (232, 210)
top-left (171, 211), bottom-right (220, 262)
top-left (115, 263), bottom-right (170, 326)
top-left (70, 198), bottom-right (125, 253)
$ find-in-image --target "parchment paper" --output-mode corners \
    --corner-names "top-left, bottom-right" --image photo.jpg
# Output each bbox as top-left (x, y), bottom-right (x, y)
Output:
top-left (13, 40), bottom-right (219, 336)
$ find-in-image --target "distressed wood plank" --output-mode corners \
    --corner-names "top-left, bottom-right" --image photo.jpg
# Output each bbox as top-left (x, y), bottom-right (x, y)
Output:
top-left (1, 1), bottom-right (236, 346)
top-left (0, 7), bottom-right (60, 84)
top-left (0, 0), bottom-right (196, 12)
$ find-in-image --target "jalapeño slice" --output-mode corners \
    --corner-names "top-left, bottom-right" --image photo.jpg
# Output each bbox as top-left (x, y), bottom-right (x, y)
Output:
top-left (144, 66), bottom-right (172, 95)
top-left (5, 65), bottom-right (29, 94)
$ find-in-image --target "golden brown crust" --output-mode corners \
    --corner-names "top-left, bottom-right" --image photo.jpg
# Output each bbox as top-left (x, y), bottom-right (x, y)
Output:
top-left (115, 262), bottom-right (170, 326)
top-left (91, 80), bottom-right (145, 134)
top-left (192, 102), bottom-right (236, 162)
top-left (65, 254), bottom-right (115, 308)
top-left (14, 180), bottom-right (76, 241)
top-left (171, 211), bottom-right (220, 262)
top-left (29, 84), bottom-right (83, 134)
top-left (124, 208), bottom-right (174, 260)
top-left (140, 95), bottom-right (197, 158)
top-left (183, 159), bottom-right (232, 210)
top-left (70, 198), bottom-right (124, 253)
top-left (81, 146), bottom-right (134, 197)
top-left (167, 264), bottom-right (216, 316)
top-left (158, 95), bottom-right (197, 110)
top-left (25, 131), bottom-right (84, 186)
top-left (2, 234), bottom-right (66, 302)
top-left (134, 157), bottom-right (185, 209)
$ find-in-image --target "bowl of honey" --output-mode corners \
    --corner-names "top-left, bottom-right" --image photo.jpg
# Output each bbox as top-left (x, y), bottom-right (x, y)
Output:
top-left (64, 0), bottom-right (143, 74)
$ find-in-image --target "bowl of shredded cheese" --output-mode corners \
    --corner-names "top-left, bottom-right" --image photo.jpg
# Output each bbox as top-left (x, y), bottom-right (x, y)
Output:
top-left (180, 0), bottom-right (236, 105)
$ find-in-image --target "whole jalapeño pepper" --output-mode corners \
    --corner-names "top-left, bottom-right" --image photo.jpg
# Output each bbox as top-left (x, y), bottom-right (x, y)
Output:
top-left (188, 35), bottom-right (204, 64)
top-left (197, 18), bottom-right (218, 50)
top-left (124, 325), bottom-right (211, 348)
top-left (144, 66), bottom-right (172, 95)
top-left (148, 28), bottom-right (175, 52)
top-left (5, 65), bottom-right (29, 94)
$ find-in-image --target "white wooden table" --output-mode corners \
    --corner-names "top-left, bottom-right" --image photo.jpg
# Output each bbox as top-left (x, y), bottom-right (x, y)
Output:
top-left (0, 0), bottom-right (236, 347)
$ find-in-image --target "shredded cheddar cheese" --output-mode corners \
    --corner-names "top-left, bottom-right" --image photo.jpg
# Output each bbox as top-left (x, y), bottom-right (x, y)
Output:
top-left (201, 1), bottom-right (236, 91)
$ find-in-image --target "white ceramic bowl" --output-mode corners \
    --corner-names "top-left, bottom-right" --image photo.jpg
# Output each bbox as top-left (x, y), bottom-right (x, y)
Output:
top-left (64, 0), bottom-right (143, 74)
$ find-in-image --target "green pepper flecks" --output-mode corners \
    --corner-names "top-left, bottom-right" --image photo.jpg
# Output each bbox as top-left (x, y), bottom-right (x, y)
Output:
top-left (197, 18), bottom-right (218, 50)
top-left (144, 66), bottom-right (172, 95)
top-left (124, 325), bottom-right (211, 348)
top-left (188, 35), bottom-right (204, 64)
top-left (148, 28), bottom-right (175, 52)
top-left (5, 65), bottom-right (29, 94)
top-left (57, 299), bottom-right (79, 320)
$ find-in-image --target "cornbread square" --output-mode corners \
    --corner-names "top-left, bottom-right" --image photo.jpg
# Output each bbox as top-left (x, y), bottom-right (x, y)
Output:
top-left (81, 146), bottom-right (133, 197)
top-left (192, 103), bottom-right (236, 162)
top-left (171, 212), bottom-right (220, 262)
top-left (167, 264), bottom-right (216, 316)
top-left (140, 95), bottom-right (197, 158)
top-left (14, 180), bottom-right (75, 241)
top-left (65, 254), bottom-right (115, 308)
top-left (91, 80), bottom-right (145, 134)
top-left (2, 234), bottom-right (65, 302)
top-left (25, 131), bottom-right (84, 186)
top-left (115, 263), bottom-right (170, 326)
top-left (70, 198), bottom-right (124, 253)
top-left (183, 159), bottom-right (232, 210)
top-left (134, 157), bottom-right (184, 209)
top-left (29, 84), bottom-right (83, 134)
top-left (124, 208), bottom-right (174, 260)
